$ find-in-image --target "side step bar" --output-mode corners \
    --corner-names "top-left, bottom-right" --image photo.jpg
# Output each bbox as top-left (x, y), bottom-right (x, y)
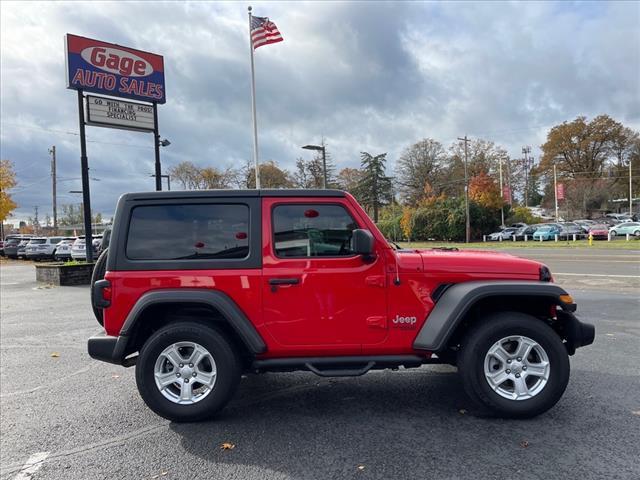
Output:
top-left (251, 355), bottom-right (435, 377)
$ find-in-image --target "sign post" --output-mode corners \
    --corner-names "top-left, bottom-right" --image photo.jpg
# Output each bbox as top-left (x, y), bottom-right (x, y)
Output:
top-left (77, 89), bottom-right (93, 262)
top-left (153, 103), bottom-right (161, 191)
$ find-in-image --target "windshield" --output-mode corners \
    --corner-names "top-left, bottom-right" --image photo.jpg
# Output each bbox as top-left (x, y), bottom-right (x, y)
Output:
top-left (29, 239), bottom-right (47, 244)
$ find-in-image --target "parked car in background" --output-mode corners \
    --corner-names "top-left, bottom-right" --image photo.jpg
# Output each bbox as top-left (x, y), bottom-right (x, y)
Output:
top-left (16, 239), bottom-right (33, 259)
top-left (488, 227), bottom-right (519, 241)
top-left (573, 220), bottom-right (595, 232)
top-left (54, 238), bottom-right (76, 261)
top-left (558, 223), bottom-right (587, 239)
top-left (609, 222), bottom-right (640, 237)
top-left (3, 237), bottom-right (22, 258)
top-left (606, 213), bottom-right (634, 223)
top-left (71, 236), bottom-right (100, 261)
top-left (532, 224), bottom-right (562, 241)
top-left (588, 224), bottom-right (609, 240)
top-left (25, 237), bottom-right (65, 260)
top-left (513, 224), bottom-right (541, 240)
top-left (592, 217), bottom-right (618, 227)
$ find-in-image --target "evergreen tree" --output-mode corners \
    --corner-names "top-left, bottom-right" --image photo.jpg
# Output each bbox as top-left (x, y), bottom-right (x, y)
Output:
top-left (354, 152), bottom-right (393, 222)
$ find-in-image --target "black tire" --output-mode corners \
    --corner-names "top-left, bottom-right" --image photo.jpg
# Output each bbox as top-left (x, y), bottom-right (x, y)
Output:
top-left (135, 322), bottom-right (241, 422)
top-left (458, 311), bottom-right (570, 419)
top-left (90, 248), bottom-right (108, 325)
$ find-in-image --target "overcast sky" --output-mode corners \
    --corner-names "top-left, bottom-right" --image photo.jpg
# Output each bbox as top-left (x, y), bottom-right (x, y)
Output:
top-left (1, 0), bottom-right (639, 223)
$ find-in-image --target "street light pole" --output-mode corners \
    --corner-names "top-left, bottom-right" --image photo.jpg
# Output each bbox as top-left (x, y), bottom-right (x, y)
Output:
top-left (302, 144), bottom-right (327, 189)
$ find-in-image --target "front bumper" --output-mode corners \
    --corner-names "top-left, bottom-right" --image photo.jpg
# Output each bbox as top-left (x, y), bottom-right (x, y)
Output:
top-left (557, 310), bottom-right (595, 355)
top-left (88, 332), bottom-right (135, 367)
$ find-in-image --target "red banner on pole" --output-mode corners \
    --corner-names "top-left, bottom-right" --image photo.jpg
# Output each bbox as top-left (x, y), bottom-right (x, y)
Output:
top-left (502, 185), bottom-right (512, 204)
top-left (556, 183), bottom-right (565, 201)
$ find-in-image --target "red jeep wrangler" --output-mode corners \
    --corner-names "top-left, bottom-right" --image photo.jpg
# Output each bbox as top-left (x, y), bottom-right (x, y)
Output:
top-left (88, 190), bottom-right (594, 421)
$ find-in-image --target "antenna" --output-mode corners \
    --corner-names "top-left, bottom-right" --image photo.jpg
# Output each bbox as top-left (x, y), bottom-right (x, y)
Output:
top-left (393, 248), bottom-right (401, 286)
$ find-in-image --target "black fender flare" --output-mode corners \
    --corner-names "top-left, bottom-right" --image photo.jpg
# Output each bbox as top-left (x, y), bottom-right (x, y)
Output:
top-left (118, 289), bottom-right (267, 357)
top-left (413, 281), bottom-right (575, 352)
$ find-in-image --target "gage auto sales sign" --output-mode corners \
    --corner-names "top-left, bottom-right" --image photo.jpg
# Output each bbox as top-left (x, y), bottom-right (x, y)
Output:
top-left (66, 34), bottom-right (165, 104)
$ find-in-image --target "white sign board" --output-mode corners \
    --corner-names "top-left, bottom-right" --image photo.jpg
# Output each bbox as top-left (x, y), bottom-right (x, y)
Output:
top-left (86, 95), bottom-right (155, 132)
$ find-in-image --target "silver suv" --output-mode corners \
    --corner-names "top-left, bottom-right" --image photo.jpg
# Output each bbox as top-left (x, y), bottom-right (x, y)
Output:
top-left (25, 237), bottom-right (67, 260)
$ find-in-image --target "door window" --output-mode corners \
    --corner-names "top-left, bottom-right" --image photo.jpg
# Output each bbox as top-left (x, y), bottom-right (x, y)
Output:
top-left (273, 204), bottom-right (358, 258)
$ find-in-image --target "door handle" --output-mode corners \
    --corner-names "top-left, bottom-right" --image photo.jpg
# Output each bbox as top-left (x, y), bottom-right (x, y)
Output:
top-left (269, 278), bottom-right (300, 292)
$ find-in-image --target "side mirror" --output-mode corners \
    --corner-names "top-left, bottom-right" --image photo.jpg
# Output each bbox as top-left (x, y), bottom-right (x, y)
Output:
top-left (351, 229), bottom-right (374, 256)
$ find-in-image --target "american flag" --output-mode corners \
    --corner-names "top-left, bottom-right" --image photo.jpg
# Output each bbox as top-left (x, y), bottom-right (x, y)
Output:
top-left (251, 16), bottom-right (283, 50)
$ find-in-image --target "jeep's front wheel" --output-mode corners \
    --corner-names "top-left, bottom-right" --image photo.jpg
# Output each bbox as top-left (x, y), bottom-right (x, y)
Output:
top-left (136, 322), bottom-right (241, 422)
top-left (458, 312), bottom-right (569, 418)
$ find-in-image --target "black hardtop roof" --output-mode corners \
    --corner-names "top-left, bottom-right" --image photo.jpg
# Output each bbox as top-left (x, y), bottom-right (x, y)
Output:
top-left (122, 189), bottom-right (347, 202)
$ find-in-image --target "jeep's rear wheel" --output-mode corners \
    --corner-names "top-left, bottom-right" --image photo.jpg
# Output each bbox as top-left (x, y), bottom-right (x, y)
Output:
top-left (458, 312), bottom-right (569, 418)
top-left (136, 322), bottom-right (241, 422)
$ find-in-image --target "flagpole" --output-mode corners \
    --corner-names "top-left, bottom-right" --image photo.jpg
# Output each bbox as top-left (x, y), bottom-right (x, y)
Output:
top-left (248, 6), bottom-right (260, 189)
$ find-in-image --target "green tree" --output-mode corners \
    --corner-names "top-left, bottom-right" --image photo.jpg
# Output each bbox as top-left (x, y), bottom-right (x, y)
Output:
top-left (353, 152), bottom-right (393, 222)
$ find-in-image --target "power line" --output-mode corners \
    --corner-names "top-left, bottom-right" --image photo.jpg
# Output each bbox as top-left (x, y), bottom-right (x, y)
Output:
top-left (2, 122), bottom-right (152, 149)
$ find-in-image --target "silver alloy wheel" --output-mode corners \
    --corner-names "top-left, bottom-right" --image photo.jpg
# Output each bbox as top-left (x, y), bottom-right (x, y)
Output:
top-left (154, 341), bottom-right (217, 405)
top-left (483, 335), bottom-right (550, 401)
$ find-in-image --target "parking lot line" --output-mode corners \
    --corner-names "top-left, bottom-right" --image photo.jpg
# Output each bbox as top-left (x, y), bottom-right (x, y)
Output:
top-left (554, 273), bottom-right (640, 278)
top-left (12, 452), bottom-right (49, 480)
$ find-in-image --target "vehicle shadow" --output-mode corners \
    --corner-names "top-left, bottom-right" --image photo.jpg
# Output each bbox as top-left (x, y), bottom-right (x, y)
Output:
top-left (168, 367), bottom-right (476, 479)
top-left (166, 367), bottom-right (640, 479)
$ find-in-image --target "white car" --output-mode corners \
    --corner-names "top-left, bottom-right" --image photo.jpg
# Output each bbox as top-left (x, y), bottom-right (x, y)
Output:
top-left (25, 237), bottom-right (66, 260)
top-left (70, 236), bottom-right (101, 261)
top-left (53, 238), bottom-right (77, 261)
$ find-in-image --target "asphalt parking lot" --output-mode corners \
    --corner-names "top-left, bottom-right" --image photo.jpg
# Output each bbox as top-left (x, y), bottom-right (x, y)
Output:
top-left (1, 248), bottom-right (639, 480)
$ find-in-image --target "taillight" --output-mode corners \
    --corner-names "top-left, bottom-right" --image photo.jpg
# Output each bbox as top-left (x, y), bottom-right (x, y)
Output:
top-left (102, 286), bottom-right (112, 302)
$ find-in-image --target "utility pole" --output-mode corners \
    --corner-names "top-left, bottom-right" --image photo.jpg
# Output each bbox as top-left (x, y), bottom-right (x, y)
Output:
top-left (522, 146), bottom-right (531, 207)
top-left (49, 146), bottom-right (57, 234)
top-left (630, 157), bottom-right (633, 215)
top-left (499, 156), bottom-right (505, 227)
top-left (33, 206), bottom-right (39, 235)
top-left (457, 135), bottom-right (471, 243)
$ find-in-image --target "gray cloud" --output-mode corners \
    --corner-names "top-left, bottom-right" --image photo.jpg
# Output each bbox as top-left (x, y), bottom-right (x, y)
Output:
top-left (1, 0), bottom-right (638, 223)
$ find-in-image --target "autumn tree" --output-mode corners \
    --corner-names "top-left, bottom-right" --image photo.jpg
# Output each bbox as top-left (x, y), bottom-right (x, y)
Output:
top-left (396, 139), bottom-right (445, 205)
top-left (353, 152), bottom-right (393, 222)
top-left (538, 115), bottom-right (636, 215)
top-left (0, 160), bottom-right (18, 228)
top-left (335, 167), bottom-right (363, 194)
top-left (244, 160), bottom-right (294, 189)
top-left (468, 172), bottom-right (503, 210)
top-left (168, 161), bottom-right (235, 190)
top-left (444, 139), bottom-right (511, 198)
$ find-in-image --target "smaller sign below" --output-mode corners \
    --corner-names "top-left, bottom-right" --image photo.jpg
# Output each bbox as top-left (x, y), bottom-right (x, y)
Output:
top-left (86, 94), bottom-right (155, 132)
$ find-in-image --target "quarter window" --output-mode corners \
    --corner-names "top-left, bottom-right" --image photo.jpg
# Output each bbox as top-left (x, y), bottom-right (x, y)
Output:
top-left (273, 204), bottom-right (358, 257)
top-left (126, 204), bottom-right (250, 260)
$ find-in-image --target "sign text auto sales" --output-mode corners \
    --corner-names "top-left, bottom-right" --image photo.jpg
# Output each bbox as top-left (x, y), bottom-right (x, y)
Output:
top-left (66, 34), bottom-right (166, 104)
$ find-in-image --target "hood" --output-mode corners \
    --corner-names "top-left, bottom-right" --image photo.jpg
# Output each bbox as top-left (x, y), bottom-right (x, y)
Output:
top-left (401, 248), bottom-right (544, 279)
